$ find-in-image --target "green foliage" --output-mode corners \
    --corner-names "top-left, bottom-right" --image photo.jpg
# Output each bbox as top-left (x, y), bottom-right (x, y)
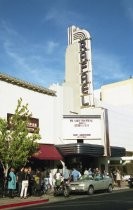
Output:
top-left (0, 98), bottom-right (41, 169)
top-left (0, 118), bottom-right (9, 162)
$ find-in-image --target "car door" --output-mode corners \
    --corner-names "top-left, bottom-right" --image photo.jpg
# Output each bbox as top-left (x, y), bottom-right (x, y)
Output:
top-left (102, 176), bottom-right (112, 190)
top-left (94, 176), bottom-right (106, 190)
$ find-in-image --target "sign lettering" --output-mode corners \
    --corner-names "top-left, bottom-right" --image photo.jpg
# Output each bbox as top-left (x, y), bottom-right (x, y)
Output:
top-left (7, 113), bottom-right (39, 133)
top-left (79, 39), bottom-right (90, 107)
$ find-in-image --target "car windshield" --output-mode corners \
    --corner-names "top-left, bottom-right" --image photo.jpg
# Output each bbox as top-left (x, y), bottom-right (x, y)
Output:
top-left (79, 175), bottom-right (93, 181)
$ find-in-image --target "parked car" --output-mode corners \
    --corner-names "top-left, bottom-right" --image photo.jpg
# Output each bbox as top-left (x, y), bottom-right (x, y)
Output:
top-left (69, 174), bottom-right (113, 195)
top-left (128, 176), bottom-right (133, 188)
top-left (122, 175), bottom-right (131, 181)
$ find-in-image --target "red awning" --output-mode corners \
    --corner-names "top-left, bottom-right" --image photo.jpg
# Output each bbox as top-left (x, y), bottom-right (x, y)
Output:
top-left (32, 144), bottom-right (63, 160)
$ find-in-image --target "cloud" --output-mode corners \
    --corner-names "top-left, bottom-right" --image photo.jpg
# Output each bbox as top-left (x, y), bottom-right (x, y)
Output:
top-left (4, 40), bottom-right (31, 71)
top-left (44, 8), bottom-right (58, 22)
top-left (0, 19), bottom-right (18, 38)
top-left (43, 7), bottom-right (82, 27)
top-left (93, 49), bottom-right (130, 89)
top-left (2, 18), bottom-right (130, 92)
top-left (0, 20), bottom-right (64, 87)
top-left (0, 20), bottom-right (130, 90)
top-left (46, 41), bottom-right (59, 54)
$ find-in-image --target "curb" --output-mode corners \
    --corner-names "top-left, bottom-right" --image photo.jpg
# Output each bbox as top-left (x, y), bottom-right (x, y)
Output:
top-left (0, 198), bottom-right (49, 209)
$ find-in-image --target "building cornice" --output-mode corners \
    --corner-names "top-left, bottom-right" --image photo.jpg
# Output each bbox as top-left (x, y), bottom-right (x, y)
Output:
top-left (0, 72), bottom-right (56, 96)
top-left (101, 78), bottom-right (133, 90)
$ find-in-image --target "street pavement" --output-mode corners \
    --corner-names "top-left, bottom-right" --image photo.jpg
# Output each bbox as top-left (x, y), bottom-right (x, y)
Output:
top-left (19, 188), bottom-right (133, 210)
top-left (0, 181), bottom-right (130, 210)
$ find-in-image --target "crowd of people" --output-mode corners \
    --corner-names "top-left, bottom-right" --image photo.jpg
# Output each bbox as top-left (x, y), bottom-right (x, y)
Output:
top-left (0, 159), bottom-right (123, 199)
top-left (0, 160), bottom-right (73, 199)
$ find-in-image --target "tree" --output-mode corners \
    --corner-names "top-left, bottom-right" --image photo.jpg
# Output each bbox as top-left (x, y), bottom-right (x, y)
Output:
top-left (0, 98), bottom-right (41, 171)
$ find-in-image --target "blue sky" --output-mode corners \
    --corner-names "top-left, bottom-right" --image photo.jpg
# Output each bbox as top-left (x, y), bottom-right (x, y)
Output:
top-left (0, 0), bottom-right (133, 89)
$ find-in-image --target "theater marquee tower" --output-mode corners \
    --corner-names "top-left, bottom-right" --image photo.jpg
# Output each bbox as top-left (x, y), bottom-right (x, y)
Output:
top-left (64, 25), bottom-right (94, 114)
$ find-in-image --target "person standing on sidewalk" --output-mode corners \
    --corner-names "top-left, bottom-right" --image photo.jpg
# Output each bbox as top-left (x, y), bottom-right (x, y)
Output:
top-left (7, 167), bottom-right (16, 198)
top-left (20, 167), bottom-right (30, 199)
top-left (63, 166), bottom-right (70, 181)
top-left (116, 169), bottom-right (122, 187)
top-left (83, 168), bottom-right (89, 176)
top-left (27, 167), bottom-right (34, 196)
top-left (71, 168), bottom-right (81, 182)
top-left (16, 167), bottom-right (24, 196)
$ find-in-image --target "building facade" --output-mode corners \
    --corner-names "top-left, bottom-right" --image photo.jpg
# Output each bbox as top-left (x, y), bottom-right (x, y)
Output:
top-left (55, 26), bottom-right (125, 173)
top-left (1, 25), bottom-right (132, 174)
top-left (99, 79), bottom-right (133, 174)
top-left (0, 73), bottom-right (64, 169)
top-left (0, 73), bottom-right (56, 144)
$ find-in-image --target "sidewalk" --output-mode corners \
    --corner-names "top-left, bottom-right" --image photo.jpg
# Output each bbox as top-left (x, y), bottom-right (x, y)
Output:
top-left (0, 182), bottom-right (130, 210)
top-left (113, 180), bottom-right (129, 191)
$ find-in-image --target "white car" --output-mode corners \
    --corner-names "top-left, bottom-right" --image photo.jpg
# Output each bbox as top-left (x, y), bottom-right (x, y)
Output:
top-left (69, 174), bottom-right (113, 195)
top-left (122, 175), bottom-right (131, 181)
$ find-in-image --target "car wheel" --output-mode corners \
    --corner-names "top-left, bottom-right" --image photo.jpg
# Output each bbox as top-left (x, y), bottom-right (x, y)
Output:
top-left (87, 185), bottom-right (94, 195)
top-left (108, 184), bottom-right (113, 193)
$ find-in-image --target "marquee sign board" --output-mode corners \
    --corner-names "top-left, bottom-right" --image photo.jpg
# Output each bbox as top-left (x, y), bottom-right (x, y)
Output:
top-left (63, 115), bottom-right (102, 140)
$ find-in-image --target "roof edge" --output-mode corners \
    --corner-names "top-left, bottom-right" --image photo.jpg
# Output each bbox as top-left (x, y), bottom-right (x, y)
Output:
top-left (0, 72), bottom-right (56, 96)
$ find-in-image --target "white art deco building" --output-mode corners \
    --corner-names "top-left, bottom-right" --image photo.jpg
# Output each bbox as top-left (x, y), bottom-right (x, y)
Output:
top-left (53, 26), bottom-right (126, 173)
top-left (1, 25), bottom-right (133, 173)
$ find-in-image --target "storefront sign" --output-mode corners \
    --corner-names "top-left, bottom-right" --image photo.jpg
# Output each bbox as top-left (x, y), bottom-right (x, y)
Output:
top-left (63, 115), bottom-right (101, 140)
top-left (7, 113), bottom-right (39, 133)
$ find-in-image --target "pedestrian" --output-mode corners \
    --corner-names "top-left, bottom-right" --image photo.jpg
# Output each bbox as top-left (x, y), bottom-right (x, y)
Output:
top-left (84, 168), bottom-right (89, 176)
top-left (112, 170), bottom-right (116, 183)
top-left (44, 170), bottom-right (50, 192)
top-left (71, 168), bottom-right (81, 181)
top-left (93, 168), bottom-right (102, 180)
top-left (48, 170), bottom-right (53, 189)
top-left (16, 167), bottom-right (24, 196)
top-left (116, 169), bottom-right (122, 187)
top-left (88, 168), bottom-right (93, 177)
top-left (63, 166), bottom-right (70, 181)
top-left (20, 167), bottom-right (30, 199)
top-left (7, 167), bottom-right (16, 198)
top-left (27, 167), bottom-right (34, 196)
top-left (34, 169), bottom-right (42, 196)
top-left (54, 169), bottom-right (62, 188)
